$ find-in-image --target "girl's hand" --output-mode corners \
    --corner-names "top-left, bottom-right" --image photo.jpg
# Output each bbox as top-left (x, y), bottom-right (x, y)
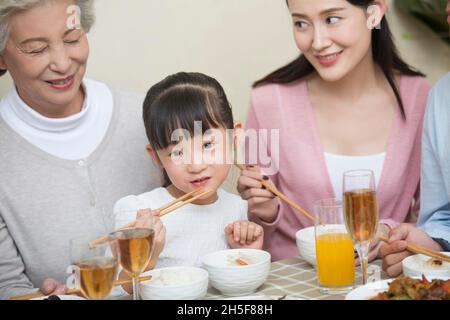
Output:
top-left (354, 223), bottom-right (390, 266)
top-left (225, 220), bottom-right (264, 249)
top-left (135, 209), bottom-right (166, 271)
top-left (237, 165), bottom-right (278, 223)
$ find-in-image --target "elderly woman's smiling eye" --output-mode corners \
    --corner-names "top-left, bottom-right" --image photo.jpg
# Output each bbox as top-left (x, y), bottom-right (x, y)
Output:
top-left (19, 43), bottom-right (48, 55)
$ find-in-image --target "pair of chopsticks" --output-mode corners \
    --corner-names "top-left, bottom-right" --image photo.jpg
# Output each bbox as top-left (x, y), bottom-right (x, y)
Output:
top-left (9, 275), bottom-right (153, 300)
top-left (235, 164), bottom-right (314, 222)
top-left (235, 163), bottom-right (450, 263)
top-left (90, 187), bottom-right (213, 248)
top-left (379, 235), bottom-right (450, 263)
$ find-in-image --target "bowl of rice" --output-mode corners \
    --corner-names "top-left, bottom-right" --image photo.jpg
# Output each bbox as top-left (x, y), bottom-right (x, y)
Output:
top-left (402, 252), bottom-right (450, 278)
top-left (139, 266), bottom-right (209, 300)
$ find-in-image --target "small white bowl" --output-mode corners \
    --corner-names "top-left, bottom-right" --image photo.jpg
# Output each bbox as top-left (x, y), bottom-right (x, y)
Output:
top-left (140, 266), bottom-right (209, 300)
top-left (403, 252), bottom-right (450, 278)
top-left (295, 226), bottom-right (316, 266)
top-left (201, 249), bottom-right (271, 296)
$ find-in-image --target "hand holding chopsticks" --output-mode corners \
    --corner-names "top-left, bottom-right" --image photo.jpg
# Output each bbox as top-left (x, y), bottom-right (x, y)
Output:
top-left (379, 235), bottom-right (450, 263)
top-left (235, 164), bottom-right (315, 222)
top-left (89, 187), bottom-right (213, 248)
top-left (8, 275), bottom-right (153, 300)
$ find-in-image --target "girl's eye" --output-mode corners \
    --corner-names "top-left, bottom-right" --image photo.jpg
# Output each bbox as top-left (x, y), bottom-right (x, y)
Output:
top-left (326, 16), bottom-right (341, 24)
top-left (170, 150), bottom-right (183, 158)
top-left (203, 142), bottom-right (214, 150)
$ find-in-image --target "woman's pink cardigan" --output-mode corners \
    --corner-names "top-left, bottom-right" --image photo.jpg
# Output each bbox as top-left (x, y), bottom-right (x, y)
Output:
top-left (246, 76), bottom-right (430, 261)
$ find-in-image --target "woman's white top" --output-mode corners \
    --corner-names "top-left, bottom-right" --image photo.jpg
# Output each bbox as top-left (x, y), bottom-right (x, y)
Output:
top-left (324, 152), bottom-right (386, 201)
top-left (0, 78), bottom-right (113, 160)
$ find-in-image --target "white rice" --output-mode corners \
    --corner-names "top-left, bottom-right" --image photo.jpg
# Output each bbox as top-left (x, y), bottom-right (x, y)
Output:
top-left (150, 269), bottom-right (201, 286)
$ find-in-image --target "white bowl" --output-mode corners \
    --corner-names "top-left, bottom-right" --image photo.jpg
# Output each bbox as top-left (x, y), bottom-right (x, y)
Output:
top-left (295, 226), bottom-right (316, 266)
top-left (201, 249), bottom-right (271, 296)
top-left (140, 266), bottom-right (209, 300)
top-left (403, 252), bottom-right (450, 278)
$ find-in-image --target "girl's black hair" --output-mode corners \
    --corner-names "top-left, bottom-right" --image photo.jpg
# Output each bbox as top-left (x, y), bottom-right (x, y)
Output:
top-left (143, 72), bottom-right (234, 186)
top-left (254, 0), bottom-right (425, 119)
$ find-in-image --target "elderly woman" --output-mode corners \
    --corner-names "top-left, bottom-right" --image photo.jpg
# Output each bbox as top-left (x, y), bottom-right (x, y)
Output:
top-left (0, 0), bottom-right (162, 299)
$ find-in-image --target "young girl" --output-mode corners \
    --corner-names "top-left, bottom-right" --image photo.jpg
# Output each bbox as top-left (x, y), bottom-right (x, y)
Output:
top-left (114, 72), bottom-right (264, 276)
top-left (238, 0), bottom-right (430, 261)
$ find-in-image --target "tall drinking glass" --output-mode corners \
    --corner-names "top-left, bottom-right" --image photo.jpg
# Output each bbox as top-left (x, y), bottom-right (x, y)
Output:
top-left (70, 236), bottom-right (118, 300)
top-left (110, 210), bottom-right (155, 300)
top-left (343, 170), bottom-right (379, 285)
top-left (314, 198), bottom-right (355, 294)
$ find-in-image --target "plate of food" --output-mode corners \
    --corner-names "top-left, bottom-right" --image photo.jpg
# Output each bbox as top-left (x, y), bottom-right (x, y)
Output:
top-left (345, 275), bottom-right (450, 300)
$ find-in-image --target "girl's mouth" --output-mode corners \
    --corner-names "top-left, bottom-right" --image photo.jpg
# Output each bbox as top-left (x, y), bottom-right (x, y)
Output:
top-left (190, 177), bottom-right (211, 187)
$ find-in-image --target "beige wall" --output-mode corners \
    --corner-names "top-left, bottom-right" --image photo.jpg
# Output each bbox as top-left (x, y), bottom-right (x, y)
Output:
top-left (1, 0), bottom-right (449, 123)
top-left (0, 0), bottom-right (448, 191)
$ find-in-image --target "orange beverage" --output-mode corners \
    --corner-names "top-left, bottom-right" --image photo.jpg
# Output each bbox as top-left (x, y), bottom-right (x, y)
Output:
top-left (316, 232), bottom-right (355, 287)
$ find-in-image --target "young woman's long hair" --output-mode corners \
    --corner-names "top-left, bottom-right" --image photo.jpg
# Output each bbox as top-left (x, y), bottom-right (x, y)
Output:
top-left (254, 0), bottom-right (425, 119)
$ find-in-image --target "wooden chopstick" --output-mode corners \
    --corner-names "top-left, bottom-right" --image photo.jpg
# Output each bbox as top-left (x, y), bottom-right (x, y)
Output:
top-left (379, 235), bottom-right (450, 263)
top-left (90, 187), bottom-right (211, 247)
top-left (159, 189), bottom-right (213, 217)
top-left (235, 164), bottom-right (315, 222)
top-left (9, 275), bottom-right (153, 300)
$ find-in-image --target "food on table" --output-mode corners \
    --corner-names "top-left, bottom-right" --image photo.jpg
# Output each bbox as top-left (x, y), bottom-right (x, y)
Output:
top-left (371, 275), bottom-right (450, 300)
top-left (226, 254), bottom-right (252, 266)
top-left (423, 258), bottom-right (450, 270)
top-left (149, 269), bottom-right (203, 286)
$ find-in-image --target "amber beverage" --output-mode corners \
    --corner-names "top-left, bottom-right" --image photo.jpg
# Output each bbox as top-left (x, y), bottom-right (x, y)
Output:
top-left (343, 189), bottom-right (378, 243)
top-left (113, 228), bottom-right (155, 276)
top-left (77, 257), bottom-right (118, 300)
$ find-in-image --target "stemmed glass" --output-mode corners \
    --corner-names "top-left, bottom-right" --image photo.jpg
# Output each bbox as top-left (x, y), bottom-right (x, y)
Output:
top-left (342, 170), bottom-right (379, 285)
top-left (110, 210), bottom-right (156, 300)
top-left (70, 236), bottom-right (118, 300)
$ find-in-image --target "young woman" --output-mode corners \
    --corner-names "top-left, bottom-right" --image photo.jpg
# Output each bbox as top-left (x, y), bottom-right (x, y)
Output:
top-left (238, 0), bottom-right (430, 261)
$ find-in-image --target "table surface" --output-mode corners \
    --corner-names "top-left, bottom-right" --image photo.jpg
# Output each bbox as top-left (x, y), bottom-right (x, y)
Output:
top-left (204, 256), bottom-right (386, 300)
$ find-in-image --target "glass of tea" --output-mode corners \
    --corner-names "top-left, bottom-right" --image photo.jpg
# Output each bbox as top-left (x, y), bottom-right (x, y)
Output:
top-left (70, 236), bottom-right (118, 300)
top-left (314, 198), bottom-right (355, 294)
top-left (110, 210), bottom-right (156, 300)
top-left (343, 169), bottom-right (379, 285)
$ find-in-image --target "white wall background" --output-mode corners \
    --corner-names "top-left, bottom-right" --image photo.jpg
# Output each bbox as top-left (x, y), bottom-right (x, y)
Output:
top-left (0, 0), bottom-right (449, 191)
top-left (1, 0), bottom-right (449, 123)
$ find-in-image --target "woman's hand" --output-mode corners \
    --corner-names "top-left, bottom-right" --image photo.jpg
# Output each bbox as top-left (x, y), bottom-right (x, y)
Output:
top-left (354, 223), bottom-right (391, 265)
top-left (40, 278), bottom-right (67, 296)
top-left (225, 220), bottom-right (264, 249)
top-left (379, 223), bottom-right (442, 277)
top-left (237, 165), bottom-right (279, 223)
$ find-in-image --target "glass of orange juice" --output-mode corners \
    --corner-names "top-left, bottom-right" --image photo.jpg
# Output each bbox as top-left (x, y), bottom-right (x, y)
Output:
top-left (314, 198), bottom-right (355, 294)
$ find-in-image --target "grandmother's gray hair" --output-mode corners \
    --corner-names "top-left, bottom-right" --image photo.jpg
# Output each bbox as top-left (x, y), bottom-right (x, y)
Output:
top-left (0, 0), bottom-right (95, 54)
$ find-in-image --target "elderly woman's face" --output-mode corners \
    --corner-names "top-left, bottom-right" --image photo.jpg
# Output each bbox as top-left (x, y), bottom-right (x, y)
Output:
top-left (0, 0), bottom-right (89, 117)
